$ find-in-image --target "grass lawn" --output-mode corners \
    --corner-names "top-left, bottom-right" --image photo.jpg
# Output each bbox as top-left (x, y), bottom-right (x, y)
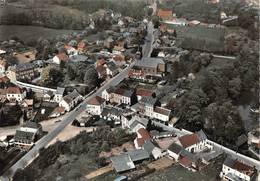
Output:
top-left (0, 25), bottom-right (77, 42)
top-left (163, 23), bottom-right (226, 53)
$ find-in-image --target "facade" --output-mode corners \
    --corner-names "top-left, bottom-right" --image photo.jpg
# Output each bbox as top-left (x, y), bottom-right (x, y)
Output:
top-left (129, 58), bottom-right (166, 80)
top-left (176, 130), bottom-right (212, 153)
top-left (53, 53), bottom-right (69, 64)
top-left (86, 96), bottom-right (105, 115)
top-left (220, 157), bottom-right (256, 181)
top-left (14, 122), bottom-right (43, 149)
top-left (0, 58), bottom-right (6, 73)
top-left (7, 63), bottom-right (38, 81)
top-left (6, 86), bottom-right (26, 103)
top-left (59, 90), bottom-right (82, 112)
top-left (54, 87), bottom-right (65, 103)
top-left (103, 87), bottom-right (136, 105)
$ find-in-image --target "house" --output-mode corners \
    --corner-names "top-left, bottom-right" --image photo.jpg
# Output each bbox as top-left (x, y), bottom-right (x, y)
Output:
top-left (103, 87), bottom-right (136, 106)
top-left (0, 58), bottom-right (7, 73)
top-left (54, 87), bottom-right (65, 103)
top-left (86, 96), bottom-right (105, 115)
top-left (49, 107), bottom-right (65, 118)
top-left (134, 128), bottom-right (151, 149)
top-left (150, 130), bottom-right (176, 139)
top-left (59, 90), bottom-right (82, 112)
top-left (96, 65), bottom-right (107, 79)
top-left (164, 18), bottom-right (188, 26)
top-left (101, 107), bottom-right (122, 125)
top-left (220, 157), bottom-right (256, 181)
top-left (111, 154), bottom-right (135, 173)
top-left (0, 76), bottom-right (10, 88)
top-left (77, 41), bottom-right (87, 54)
top-left (7, 63), bottom-right (38, 81)
top-left (153, 106), bottom-right (171, 122)
top-left (21, 99), bottom-right (34, 118)
top-left (110, 149), bottom-right (150, 173)
top-left (0, 89), bottom-right (6, 102)
top-left (64, 45), bottom-right (78, 57)
top-left (157, 9), bottom-right (173, 20)
top-left (14, 121), bottom-right (43, 149)
top-left (168, 142), bottom-right (183, 161)
top-left (139, 97), bottom-right (158, 117)
top-left (178, 150), bottom-right (199, 171)
top-left (143, 140), bottom-right (163, 160)
top-left (106, 61), bottom-right (119, 77)
top-left (6, 86), bottom-right (26, 103)
top-left (43, 91), bottom-right (54, 102)
top-left (53, 52), bottom-right (69, 64)
top-left (176, 130), bottom-right (212, 153)
top-left (129, 58), bottom-right (166, 80)
top-left (136, 88), bottom-right (155, 101)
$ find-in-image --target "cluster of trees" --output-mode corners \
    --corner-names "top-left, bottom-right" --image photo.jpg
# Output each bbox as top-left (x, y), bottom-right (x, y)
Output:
top-left (13, 127), bottom-right (135, 181)
top-left (0, 105), bottom-right (22, 127)
top-left (168, 35), bottom-right (258, 146)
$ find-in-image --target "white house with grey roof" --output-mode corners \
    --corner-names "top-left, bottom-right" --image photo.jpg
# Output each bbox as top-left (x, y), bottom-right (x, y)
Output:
top-left (59, 90), bottom-right (82, 111)
top-left (54, 87), bottom-right (65, 103)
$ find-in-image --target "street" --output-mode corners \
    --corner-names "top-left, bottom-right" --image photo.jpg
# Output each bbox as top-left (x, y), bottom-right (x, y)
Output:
top-left (1, 21), bottom-right (154, 179)
top-left (1, 64), bottom-right (132, 179)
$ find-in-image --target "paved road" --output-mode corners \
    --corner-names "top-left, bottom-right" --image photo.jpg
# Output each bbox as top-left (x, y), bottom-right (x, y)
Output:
top-left (142, 21), bottom-right (155, 58)
top-left (1, 65), bottom-right (132, 180)
top-left (1, 16), bottom-right (154, 180)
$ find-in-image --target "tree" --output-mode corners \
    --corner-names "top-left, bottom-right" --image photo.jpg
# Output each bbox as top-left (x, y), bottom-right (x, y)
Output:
top-left (228, 77), bottom-right (241, 99)
top-left (41, 65), bottom-right (63, 87)
top-left (84, 65), bottom-right (98, 89)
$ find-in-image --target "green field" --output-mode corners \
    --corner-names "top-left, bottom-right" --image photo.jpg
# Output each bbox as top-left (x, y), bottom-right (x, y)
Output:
top-left (0, 25), bottom-right (77, 42)
top-left (163, 23), bottom-right (226, 53)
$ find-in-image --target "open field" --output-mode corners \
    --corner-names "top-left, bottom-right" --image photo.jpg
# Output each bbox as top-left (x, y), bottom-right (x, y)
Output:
top-left (163, 23), bottom-right (226, 52)
top-left (0, 25), bottom-right (76, 42)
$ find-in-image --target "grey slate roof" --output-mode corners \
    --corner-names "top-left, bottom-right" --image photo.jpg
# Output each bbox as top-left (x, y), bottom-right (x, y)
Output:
top-left (197, 130), bottom-right (207, 141)
top-left (14, 130), bottom-right (35, 142)
top-left (63, 90), bottom-right (81, 104)
top-left (111, 154), bottom-right (135, 173)
top-left (15, 63), bottom-right (35, 71)
top-left (168, 143), bottom-right (183, 154)
top-left (127, 149), bottom-right (150, 162)
top-left (107, 61), bottom-right (118, 71)
top-left (223, 156), bottom-right (235, 168)
top-left (23, 121), bottom-right (41, 129)
top-left (140, 97), bottom-right (157, 107)
top-left (135, 57), bottom-right (165, 69)
top-left (56, 87), bottom-right (65, 95)
top-left (143, 140), bottom-right (156, 154)
top-left (70, 55), bottom-right (88, 62)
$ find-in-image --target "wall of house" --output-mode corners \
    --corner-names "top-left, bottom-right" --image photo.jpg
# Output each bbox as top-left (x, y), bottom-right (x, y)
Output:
top-left (221, 165), bottom-right (251, 181)
top-left (167, 150), bottom-right (180, 161)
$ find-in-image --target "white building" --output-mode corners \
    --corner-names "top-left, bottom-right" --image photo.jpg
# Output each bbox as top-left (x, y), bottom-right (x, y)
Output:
top-left (175, 130), bottom-right (212, 153)
top-left (220, 157), bottom-right (256, 181)
top-left (86, 96), bottom-right (105, 115)
top-left (14, 122), bottom-right (43, 149)
top-left (59, 90), bottom-right (82, 112)
top-left (167, 143), bottom-right (183, 161)
top-left (54, 87), bottom-right (65, 103)
top-left (6, 86), bottom-right (26, 103)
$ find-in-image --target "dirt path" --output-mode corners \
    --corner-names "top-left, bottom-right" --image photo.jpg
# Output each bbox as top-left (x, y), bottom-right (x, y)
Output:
top-left (85, 165), bottom-right (113, 180)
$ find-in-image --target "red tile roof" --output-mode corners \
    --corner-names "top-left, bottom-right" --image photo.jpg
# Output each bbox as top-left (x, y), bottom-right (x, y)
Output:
top-left (157, 9), bottom-right (173, 19)
top-left (57, 53), bottom-right (69, 62)
top-left (178, 133), bottom-right (200, 148)
top-left (96, 65), bottom-right (106, 74)
top-left (136, 128), bottom-right (151, 147)
top-left (88, 96), bottom-right (105, 106)
top-left (96, 58), bottom-right (106, 66)
top-left (0, 76), bottom-right (10, 83)
top-left (233, 160), bottom-right (255, 176)
top-left (77, 41), bottom-right (87, 50)
top-left (53, 106), bottom-right (65, 113)
top-left (154, 106), bottom-right (171, 116)
top-left (179, 156), bottom-right (192, 168)
top-left (136, 88), bottom-right (154, 97)
top-left (6, 87), bottom-right (22, 94)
